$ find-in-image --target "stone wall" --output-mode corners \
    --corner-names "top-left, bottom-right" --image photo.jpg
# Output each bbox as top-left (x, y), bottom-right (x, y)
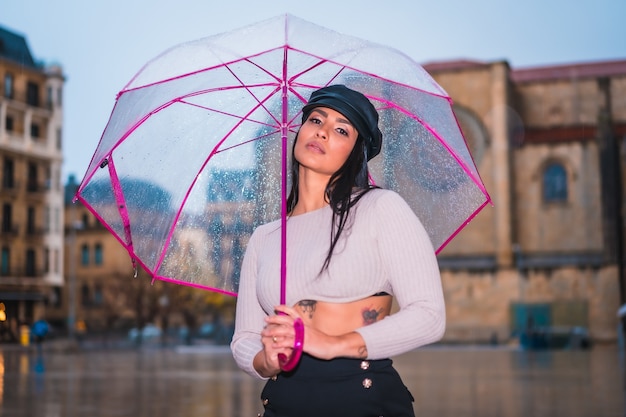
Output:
top-left (440, 266), bottom-right (620, 344)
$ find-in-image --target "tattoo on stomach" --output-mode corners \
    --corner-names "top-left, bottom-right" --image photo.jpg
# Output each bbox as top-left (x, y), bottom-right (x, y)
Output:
top-left (362, 307), bottom-right (383, 325)
top-left (297, 300), bottom-right (317, 319)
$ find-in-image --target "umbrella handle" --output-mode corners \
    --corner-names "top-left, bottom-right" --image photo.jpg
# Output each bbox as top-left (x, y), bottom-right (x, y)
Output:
top-left (278, 317), bottom-right (304, 371)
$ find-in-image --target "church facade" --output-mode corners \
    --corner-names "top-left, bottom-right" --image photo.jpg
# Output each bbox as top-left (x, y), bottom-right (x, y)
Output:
top-left (425, 59), bottom-right (626, 343)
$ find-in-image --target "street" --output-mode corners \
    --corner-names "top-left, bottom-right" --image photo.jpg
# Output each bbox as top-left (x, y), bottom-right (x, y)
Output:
top-left (0, 343), bottom-right (623, 417)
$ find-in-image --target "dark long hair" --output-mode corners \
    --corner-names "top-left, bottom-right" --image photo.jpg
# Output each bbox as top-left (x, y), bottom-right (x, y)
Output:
top-left (286, 127), bottom-right (377, 273)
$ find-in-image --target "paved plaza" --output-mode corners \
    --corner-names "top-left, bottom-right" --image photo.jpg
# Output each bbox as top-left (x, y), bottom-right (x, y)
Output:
top-left (0, 342), bottom-right (623, 417)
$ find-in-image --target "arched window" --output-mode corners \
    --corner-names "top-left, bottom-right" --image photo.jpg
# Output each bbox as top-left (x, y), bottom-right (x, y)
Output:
top-left (454, 105), bottom-right (489, 166)
top-left (543, 162), bottom-right (568, 202)
top-left (81, 284), bottom-right (90, 306)
top-left (94, 284), bottom-right (103, 305)
top-left (81, 244), bottom-right (89, 265)
top-left (1, 247), bottom-right (10, 276)
top-left (94, 243), bottom-right (103, 265)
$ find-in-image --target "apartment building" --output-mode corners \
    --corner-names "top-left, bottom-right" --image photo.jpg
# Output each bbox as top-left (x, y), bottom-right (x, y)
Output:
top-left (0, 26), bottom-right (64, 341)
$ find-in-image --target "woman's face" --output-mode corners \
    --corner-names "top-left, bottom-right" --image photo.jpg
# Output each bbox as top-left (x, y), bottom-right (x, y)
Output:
top-left (294, 107), bottom-right (359, 178)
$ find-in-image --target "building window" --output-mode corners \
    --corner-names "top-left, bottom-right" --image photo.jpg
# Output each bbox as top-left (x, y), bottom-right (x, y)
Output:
top-left (27, 81), bottom-right (39, 106)
top-left (1, 247), bottom-right (9, 276)
top-left (81, 244), bottom-right (89, 266)
top-left (5, 116), bottom-right (13, 132)
top-left (27, 207), bottom-right (35, 234)
top-left (27, 163), bottom-right (38, 191)
top-left (44, 247), bottom-right (50, 273)
top-left (51, 287), bottom-right (62, 307)
top-left (47, 86), bottom-right (53, 108)
top-left (44, 206), bottom-right (50, 233)
top-left (25, 249), bottom-right (36, 276)
top-left (2, 204), bottom-right (11, 233)
top-left (454, 105), bottom-right (489, 165)
top-left (30, 123), bottom-right (40, 139)
top-left (45, 166), bottom-right (51, 190)
top-left (53, 249), bottom-right (59, 274)
top-left (3, 73), bottom-right (13, 99)
top-left (54, 207), bottom-right (60, 233)
top-left (94, 284), bottom-right (103, 305)
top-left (94, 243), bottom-right (103, 265)
top-left (56, 127), bottom-right (62, 150)
top-left (543, 162), bottom-right (568, 202)
top-left (81, 284), bottom-right (90, 306)
top-left (2, 157), bottom-right (14, 189)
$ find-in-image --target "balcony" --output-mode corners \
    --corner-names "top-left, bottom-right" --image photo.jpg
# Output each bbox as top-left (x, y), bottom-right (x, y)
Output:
top-left (0, 180), bottom-right (20, 196)
top-left (24, 227), bottom-right (47, 242)
top-left (0, 268), bottom-right (46, 283)
top-left (25, 181), bottom-right (50, 201)
top-left (0, 224), bottom-right (20, 238)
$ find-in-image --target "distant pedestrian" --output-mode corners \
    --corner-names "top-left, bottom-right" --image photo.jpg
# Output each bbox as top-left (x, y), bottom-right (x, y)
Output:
top-left (31, 319), bottom-right (49, 353)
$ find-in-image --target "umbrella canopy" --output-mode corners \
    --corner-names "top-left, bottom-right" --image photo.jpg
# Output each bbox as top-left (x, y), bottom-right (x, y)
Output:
top-left (76, 14), bottom-right (491, 296)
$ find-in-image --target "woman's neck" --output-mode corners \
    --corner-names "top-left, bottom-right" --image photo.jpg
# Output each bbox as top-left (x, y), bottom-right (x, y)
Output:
top-left (291, 170), bottom-right (330, 216)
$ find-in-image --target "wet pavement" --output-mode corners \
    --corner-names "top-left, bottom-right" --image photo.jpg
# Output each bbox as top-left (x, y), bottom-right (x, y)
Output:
top-left (0, 342), bottom-right (623, 417)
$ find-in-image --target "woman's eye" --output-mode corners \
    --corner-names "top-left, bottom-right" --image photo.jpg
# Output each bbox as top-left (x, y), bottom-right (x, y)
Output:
top-left (309, 117), bottom-right (321, 124)
top-left (337, 128), bottom-right (348, 136)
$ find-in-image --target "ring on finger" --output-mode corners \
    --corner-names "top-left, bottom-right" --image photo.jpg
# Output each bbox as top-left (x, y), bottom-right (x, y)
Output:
top-left (272, 336), bottom-right (278, 343)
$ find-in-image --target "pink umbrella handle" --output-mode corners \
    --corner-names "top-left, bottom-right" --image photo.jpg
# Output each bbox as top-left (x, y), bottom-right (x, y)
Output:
top-left (278, 317), bottom-right (304, 371)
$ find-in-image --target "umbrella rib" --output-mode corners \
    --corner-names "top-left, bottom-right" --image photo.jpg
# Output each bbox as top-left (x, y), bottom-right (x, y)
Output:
top-left (214, 129), bottom-right (281, 154)
top-left (121, 46), bottom-right (287, 93)
top-left (180, 99), bottom-right (279, 130)
top-left (153, 92), bottom-right (281, 276)
top-left (222, 60), bottom-right (284, 127)
top-left (106, 156), bottom-right (137, 271)
top-left (286, 45), bottom-right (451, 101)
top-left (373, 95), bottom-right (491, 198)
top-left (435, 199), bottom-right (491, 254)
top-left (154, 276), bottom-right (237, 297)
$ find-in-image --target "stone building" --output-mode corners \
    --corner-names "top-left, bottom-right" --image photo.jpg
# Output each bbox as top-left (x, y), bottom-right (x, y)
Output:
top-left (0, 25), bottom-right (65, 341)
top-left (52, 175), bottom-right (153, 336)
top-left (61, 175), bottom-right (237, 339)
top-left (425, 59), bottom-right (625, 343)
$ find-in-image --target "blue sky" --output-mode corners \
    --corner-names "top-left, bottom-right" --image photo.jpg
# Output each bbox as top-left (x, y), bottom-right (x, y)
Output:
top-left (1, 0), bottom-right (625, 181)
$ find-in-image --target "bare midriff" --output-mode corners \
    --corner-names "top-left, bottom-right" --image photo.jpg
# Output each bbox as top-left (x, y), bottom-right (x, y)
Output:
top-left (294, 295), bottom-right (392, 336)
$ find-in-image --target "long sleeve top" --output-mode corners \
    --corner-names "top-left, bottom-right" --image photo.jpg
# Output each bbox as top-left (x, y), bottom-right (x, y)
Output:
top-left (230, 188), bottom-right (445, 378)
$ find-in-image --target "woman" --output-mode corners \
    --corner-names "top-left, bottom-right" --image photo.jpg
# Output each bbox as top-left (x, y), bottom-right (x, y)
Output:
top-left (231, 84), bottom-right (445, 417)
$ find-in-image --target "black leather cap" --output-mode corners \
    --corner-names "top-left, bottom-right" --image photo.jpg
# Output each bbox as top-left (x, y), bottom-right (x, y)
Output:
top-left (302, 85), bottom-right (382, 160)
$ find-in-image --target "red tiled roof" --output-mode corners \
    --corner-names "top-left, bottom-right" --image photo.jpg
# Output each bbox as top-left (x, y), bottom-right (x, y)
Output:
top-left (421, 58), bottom-right (626, 83)
top-left (422, 59), bottom-right (491, 73)
top-left (511, 59), bottom-right (626, 83)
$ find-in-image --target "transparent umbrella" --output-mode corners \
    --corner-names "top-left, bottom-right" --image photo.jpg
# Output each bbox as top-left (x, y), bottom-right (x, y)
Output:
top-left (76, 13), bottom-right (491, 300)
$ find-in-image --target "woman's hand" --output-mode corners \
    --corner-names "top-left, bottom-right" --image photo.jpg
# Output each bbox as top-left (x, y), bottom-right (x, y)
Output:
top-left (264, 305), bottom-right (368, 361)
top-left (253, 305), bottom-right (307, 376)
top-left (261, 305), bottom-right (301, 361)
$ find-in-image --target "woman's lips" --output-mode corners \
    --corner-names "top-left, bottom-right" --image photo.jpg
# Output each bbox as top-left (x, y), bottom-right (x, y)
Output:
top-left (305, 141), bottom-right (325, 154)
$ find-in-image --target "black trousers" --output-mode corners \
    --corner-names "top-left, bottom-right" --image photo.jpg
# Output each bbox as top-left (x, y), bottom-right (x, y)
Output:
top-left (260, 354), bottom-right (415, 417)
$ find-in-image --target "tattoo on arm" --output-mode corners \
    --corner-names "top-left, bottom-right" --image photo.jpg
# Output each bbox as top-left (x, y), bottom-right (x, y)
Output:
top-left (362, 307), bottom-right (383, 325)
top-left (358, 345), bottom-right (368, 358)
top-left (297, 299), bottom-right (317, 319)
